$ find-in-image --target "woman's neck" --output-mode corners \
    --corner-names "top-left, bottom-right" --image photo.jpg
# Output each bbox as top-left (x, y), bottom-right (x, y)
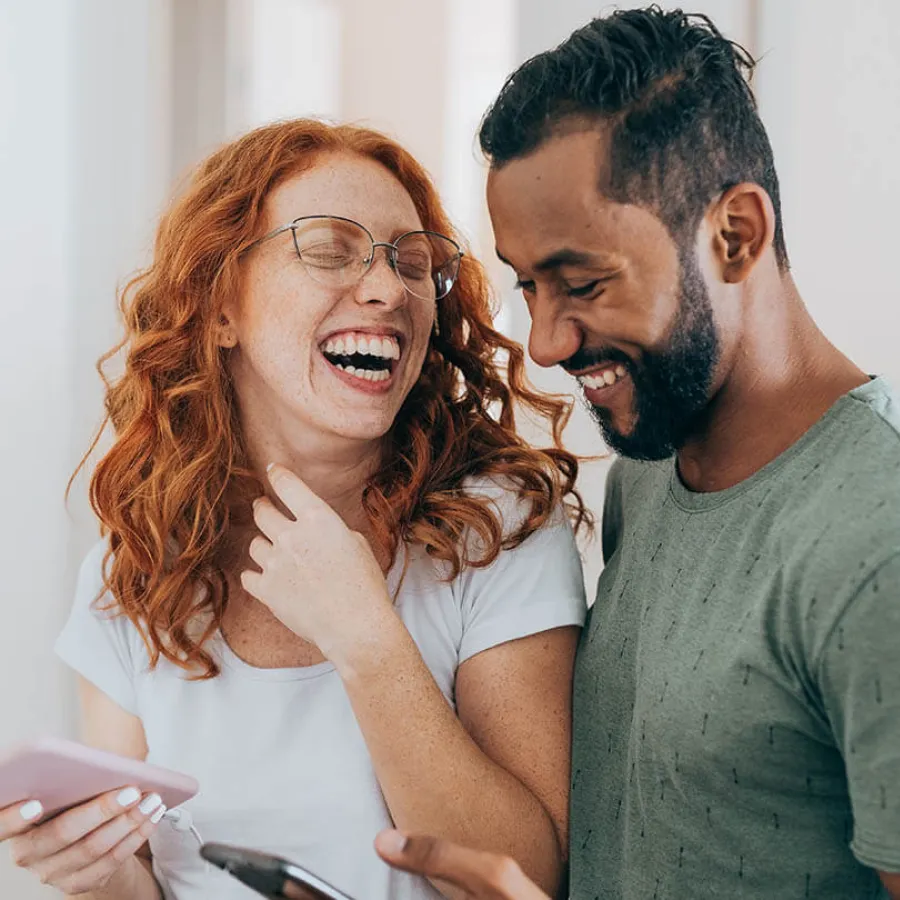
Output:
top-left (244, 429), bottom-right (382, 531)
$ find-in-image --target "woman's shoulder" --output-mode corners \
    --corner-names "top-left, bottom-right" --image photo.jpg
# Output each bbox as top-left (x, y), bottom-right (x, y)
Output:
top-left (459, 473), bottom-right (570, 536)
top-left (443, 477), bottom-right (586, 660)
top-left (68, 539), bottom-right (148, 653)
top-left (55, 539), bottom-right (151, 714)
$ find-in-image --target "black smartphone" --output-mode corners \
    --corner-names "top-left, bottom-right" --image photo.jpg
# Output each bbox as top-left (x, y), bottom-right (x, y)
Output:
top-left (200, 843), bottom-right (358, 900)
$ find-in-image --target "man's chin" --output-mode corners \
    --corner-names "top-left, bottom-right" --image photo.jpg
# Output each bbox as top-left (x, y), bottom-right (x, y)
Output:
top-left (590, 405), bottom-right (676, 462)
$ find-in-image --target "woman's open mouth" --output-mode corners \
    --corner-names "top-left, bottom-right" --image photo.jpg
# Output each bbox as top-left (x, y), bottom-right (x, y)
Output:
top-left (318, 330), bottom-right (401, 394)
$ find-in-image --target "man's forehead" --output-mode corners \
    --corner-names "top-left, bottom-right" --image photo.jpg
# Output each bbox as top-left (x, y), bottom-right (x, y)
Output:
top-left (489, 188), bottom-right (646, 272)
top-left (487, 130), bottom-right (609, 207)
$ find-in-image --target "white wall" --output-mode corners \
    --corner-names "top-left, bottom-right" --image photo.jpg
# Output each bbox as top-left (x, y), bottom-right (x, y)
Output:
top-left (0, 1), bottom-right (76, 894)
top-left (0, 1), bottom-right (173, 895)
top-left (755, 0), bottom-right (900, 388)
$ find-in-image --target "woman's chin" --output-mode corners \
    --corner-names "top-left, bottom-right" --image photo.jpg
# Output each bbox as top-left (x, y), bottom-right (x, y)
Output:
top-left (311, 411), bottom-right (398, 444)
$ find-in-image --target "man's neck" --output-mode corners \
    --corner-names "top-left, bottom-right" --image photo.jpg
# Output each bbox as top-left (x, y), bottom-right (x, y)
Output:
top-left (676, 273), bottom-right (869, 493)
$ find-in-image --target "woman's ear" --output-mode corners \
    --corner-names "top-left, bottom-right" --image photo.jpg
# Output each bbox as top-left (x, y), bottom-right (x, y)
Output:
top-left (708, 183), bottom-right (776, 284)
top-left (216, 312), bottom-right (238, 349)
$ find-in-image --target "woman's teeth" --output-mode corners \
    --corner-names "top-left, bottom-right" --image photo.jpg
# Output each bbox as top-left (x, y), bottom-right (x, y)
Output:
top-left (578, 364), bottom-right (628, 390)
top-left (332, 365), bottom-right (391, 382)
top-left (321, 333), bottom-right (400, 360)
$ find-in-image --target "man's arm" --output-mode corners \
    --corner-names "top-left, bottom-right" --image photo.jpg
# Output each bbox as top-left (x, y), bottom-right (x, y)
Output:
top-left (879, 870), bottom-right (900, 899)
top-left (817, 551), bottom-right (900, 891)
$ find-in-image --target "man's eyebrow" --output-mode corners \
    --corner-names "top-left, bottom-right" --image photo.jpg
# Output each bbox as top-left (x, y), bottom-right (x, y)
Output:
top-left (495, 247), bottom-right (598, 272)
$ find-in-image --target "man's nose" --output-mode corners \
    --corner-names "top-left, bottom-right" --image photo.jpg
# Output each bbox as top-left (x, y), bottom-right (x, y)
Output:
top-left (527, 297), bottom-right (582, 368)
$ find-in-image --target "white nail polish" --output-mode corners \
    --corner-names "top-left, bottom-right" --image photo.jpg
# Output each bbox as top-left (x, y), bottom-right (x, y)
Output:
top-left (19, 801), bottom-right (43, 822)
top-left (139, 793), bottom-right (162, 815)
top-left (116, 787), bottom-right (141, 807)
top-left (150, 805), bottom-right (166, 825)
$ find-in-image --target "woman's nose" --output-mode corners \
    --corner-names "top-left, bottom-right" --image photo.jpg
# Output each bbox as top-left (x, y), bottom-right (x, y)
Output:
top-left (355, 249), bottom-right (409, 309)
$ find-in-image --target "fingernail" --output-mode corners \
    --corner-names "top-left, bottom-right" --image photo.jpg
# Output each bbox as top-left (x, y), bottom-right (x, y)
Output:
top-left (116, 787), bottom-right (142, 807)
top-left (379, 830), bottom-right (408, 855)
top-left (266, 462), bottom-right (276, 473)
top-left (150, 805), bottom-right (167, 825)
top-left (139, 793), bottom-right (162, 815)
top-left (19, 800), bottom-right (43, 822)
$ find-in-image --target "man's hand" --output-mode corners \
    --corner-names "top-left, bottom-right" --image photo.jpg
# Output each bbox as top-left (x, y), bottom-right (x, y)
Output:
top-left (375, 830), bottom-right (551, 900)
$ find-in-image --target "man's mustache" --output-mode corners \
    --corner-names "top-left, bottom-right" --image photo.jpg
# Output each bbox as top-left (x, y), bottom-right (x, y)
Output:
top-left (562, 346), bottom-right (634, 374)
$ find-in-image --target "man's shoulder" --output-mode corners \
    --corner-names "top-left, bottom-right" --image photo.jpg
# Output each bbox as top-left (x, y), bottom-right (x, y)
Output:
top-left (848, 374), bottom-right (900, 433)
top-left (788, 377), bottom-right (900, 538)
top-left (831, 375), bottom-right (900, 469)
top-left (606, 456), bottom-right (671, 506)
top-left (601, 457), bottom-right (671, 563)
top-left (774, 380), bottom-right (900, 634)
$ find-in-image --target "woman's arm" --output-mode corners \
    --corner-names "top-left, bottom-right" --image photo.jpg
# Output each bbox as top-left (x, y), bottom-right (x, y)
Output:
top-left (335, 619), bottom-right (578, 897)
top-left (67, 679), bottom-right (163, 900)
top-left (244, 467), bottom-right (581, 897)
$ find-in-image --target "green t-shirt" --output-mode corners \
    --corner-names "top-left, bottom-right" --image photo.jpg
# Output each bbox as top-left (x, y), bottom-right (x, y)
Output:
top-left (572, 377), bottom-right (900, 899)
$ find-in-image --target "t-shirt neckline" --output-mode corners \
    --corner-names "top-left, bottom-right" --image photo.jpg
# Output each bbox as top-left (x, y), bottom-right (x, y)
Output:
top-left (214, 542), bottom-right (408, 681)
top-left (667, 376), bottom-right (885, 512)
top-left (215, 634), bottom-right (337, 682)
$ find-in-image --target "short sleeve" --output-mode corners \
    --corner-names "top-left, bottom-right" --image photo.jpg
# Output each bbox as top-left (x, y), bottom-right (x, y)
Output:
top-left (54, 540), bottom-right (143, 715)
top-left (455, 499), bottom-right (587, 665)
top-left (817, 550), bottom-right (900, 873)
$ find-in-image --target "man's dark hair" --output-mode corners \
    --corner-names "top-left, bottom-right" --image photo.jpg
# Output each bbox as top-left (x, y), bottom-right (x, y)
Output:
top-left (479, 5), bottom-right (789, 269)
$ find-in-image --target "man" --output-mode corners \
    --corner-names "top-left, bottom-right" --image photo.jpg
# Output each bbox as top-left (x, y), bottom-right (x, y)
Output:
top-left (375, 6), bottom-right (900, 899)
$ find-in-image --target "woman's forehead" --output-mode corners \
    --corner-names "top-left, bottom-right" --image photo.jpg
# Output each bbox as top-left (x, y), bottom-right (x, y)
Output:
top-left (264, 153), bottom-right (425, 236)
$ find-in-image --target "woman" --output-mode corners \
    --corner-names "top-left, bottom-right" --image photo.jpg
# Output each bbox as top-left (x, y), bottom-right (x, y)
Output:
top-left (0, 120), bottom-right (588, 900)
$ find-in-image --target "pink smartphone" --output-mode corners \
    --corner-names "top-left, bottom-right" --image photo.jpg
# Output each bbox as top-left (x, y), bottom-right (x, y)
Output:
top-left (0, 736), bottom-right (199, 819)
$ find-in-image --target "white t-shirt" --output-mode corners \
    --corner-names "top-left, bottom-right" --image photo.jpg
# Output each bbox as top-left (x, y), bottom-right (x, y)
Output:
top-left (55, 484), bottom-right (586, 900)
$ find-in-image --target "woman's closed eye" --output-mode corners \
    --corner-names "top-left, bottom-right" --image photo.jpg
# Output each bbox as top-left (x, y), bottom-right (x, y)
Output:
top-left (301, 242), bottom-right (357, 269)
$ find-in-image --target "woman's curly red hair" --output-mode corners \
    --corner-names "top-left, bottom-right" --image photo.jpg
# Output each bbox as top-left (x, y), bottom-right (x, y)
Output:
top-left (78, 119), bottom-right (590, 678)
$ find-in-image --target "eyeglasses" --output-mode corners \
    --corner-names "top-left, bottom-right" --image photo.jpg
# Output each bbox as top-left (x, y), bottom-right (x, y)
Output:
top-left (245, 215), bottom-right (463, 301)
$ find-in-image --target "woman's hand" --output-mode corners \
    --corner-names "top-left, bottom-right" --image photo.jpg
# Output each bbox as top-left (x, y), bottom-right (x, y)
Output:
top-left (0, 788), bottom-right (166, 895)
top-left (242, 464), bottom-right (398, 666)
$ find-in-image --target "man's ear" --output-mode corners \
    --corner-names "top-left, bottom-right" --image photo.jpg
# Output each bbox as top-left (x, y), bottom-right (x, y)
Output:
top-left (216, 311), bottom-right (238, 349)
top-left (708, 183), bottom-right (776, 284)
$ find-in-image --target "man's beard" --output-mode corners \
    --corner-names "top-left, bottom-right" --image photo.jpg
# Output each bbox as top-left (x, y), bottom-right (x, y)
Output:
top-left (578, 251), bottom-right (719, 461)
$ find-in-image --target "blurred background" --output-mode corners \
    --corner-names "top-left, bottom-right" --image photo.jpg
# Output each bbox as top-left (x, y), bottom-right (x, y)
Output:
top-left (1, 0), bottom-right (898, 895)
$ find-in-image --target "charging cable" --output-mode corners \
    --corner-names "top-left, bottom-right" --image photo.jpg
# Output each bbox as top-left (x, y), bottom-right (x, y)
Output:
top-left (160, 807), bottom-right (214, 877)
top-left (162, 807), bottom-right (204, 848)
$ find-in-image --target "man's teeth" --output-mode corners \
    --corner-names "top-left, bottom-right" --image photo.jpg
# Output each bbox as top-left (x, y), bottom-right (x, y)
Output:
top-left (579, 365), bottom-right (628, 390)
top-left (333, 364), bottom-right (391, 382)
top-left (322, 333), bottom-right (400, 360)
